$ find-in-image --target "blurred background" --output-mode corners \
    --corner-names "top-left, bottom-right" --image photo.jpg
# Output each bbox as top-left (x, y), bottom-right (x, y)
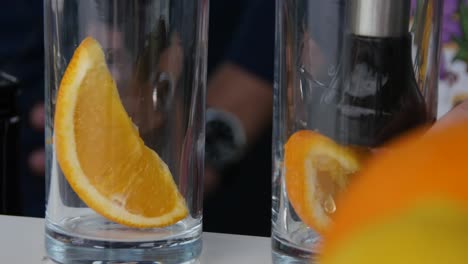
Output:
top-left (1, 0), bottom-right (274, 237)
top-left (1, 0), bottom-right (468, 238)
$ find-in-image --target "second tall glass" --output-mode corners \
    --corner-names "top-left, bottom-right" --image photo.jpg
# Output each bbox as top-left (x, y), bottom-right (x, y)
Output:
top-left (44, 0), bottom-right (208, 263)
top-left (272, 0), bottom-right (442, 262)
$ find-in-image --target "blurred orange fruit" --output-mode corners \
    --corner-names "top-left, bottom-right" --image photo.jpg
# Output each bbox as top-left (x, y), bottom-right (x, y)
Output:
top-left (55, 37), bottom-right (188, 228)
top-left (284, 130), bottom-right (366, 234)
top-left (321, 200), bottom-right (468, 264)
top-left (320, 122), bottom-right (468, 264)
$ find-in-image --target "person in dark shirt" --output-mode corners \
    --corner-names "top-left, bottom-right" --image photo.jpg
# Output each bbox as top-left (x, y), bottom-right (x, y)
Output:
top-left (2, 0), bottom-right (468, 240)
top-left (203, 0), bottom-right (274, 237)
top-left (1, 0), bottom-right (275, 231)
top-left (1, 1), bottom-right (45, 217)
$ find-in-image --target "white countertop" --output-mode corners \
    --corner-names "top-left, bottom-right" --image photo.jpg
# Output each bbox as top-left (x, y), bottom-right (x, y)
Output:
top-left (0, 215), bottom-right (271, 263)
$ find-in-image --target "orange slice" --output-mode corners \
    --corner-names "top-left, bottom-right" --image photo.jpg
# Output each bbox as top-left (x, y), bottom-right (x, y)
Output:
top-left (54, 37), bottom-right (188, 228)
top-left (284, 130), bottom-right (365, 233)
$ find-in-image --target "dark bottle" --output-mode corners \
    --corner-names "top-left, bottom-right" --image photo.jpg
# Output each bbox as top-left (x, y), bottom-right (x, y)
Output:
top-left (335, 0), bottom-right (427, 147)
top-left (0, 71), bottom-right (21, 215)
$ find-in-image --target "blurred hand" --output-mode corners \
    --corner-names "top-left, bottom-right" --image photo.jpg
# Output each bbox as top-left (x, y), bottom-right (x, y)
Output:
top-left (204, 63), bottom-right (273, 196)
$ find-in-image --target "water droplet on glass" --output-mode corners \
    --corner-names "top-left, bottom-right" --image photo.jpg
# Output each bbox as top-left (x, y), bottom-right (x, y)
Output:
top-left (323, 194), bottom-right (336, 214)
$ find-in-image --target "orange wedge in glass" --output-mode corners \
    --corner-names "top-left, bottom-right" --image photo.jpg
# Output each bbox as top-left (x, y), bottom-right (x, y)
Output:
top-left (54, 37), bottom-right (188, 228)
top-left (284, 130), bottom-right (365, 234)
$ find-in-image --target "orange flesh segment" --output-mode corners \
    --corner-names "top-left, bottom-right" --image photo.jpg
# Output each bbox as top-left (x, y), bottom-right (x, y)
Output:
top-left (55, 37), bottom-right (188, 228)
top-left (284, 130), bottom-right (363, 233)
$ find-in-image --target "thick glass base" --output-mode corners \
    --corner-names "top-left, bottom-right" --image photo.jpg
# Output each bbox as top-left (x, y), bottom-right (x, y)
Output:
top-left (45, 219), bottom-right (202, 264)
top-left (271, 234), bottom-right (318, 264)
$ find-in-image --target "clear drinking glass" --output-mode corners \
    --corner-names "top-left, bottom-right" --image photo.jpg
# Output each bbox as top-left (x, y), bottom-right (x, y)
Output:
top-left (272, 0), bottom-right (442, 262)
top-left (44, 0), bottom-right (208, 263)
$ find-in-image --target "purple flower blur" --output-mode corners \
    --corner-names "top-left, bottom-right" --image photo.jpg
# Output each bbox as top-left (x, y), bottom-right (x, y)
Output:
top-left (412, 0), bottom-right (462, 44)
top-left (412, 0), bottom-right (465, 79)
top-left (442, 0), bottom-right (462, 43)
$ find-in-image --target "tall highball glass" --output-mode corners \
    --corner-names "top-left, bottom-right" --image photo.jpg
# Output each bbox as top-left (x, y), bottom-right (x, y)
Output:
top-left (44, 0), bottom-right (208, 263)
top-left (272, 0), bottom-right (442, 262)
